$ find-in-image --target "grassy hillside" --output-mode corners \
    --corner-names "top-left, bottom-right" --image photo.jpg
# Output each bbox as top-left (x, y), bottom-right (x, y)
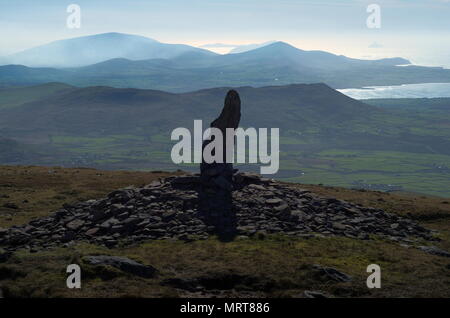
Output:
top-left (0, 84), bottom-right (449, 197)
top-left (0, 166), bottom-right (449, 298)
top-left (0, 83), bottom-right (74, 110)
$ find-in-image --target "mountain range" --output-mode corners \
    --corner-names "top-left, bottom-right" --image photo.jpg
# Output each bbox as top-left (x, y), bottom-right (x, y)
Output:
top-left (1, 33), bottom-right (450, 92)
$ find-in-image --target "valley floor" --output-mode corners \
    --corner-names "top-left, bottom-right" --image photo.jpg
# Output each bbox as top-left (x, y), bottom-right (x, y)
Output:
top-left (0, 165), bottom-right (449, 298)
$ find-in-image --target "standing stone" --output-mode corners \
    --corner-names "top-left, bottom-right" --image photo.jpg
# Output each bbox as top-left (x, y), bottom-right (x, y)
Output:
top-left (199, 90), bottom-right (241, 235)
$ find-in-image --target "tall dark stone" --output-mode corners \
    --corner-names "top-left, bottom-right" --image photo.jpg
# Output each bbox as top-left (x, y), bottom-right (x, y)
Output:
top-left (199, 90), bottom-right (241, 235)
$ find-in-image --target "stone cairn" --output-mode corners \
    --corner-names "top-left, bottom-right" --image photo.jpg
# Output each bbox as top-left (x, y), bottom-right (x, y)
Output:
top-left (198, 90), bottom-right (241, 236)
top-left (0, 172), bottom-right (437, 253)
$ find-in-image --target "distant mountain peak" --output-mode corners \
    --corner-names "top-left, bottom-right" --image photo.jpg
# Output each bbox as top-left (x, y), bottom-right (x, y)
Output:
top-left (0, 32), bottom-right (209, 68)
top-left (270, 41), bottom-right (297, 47)
top-left (228, 41), bottom-right (277, 54)
top-left (268, 41), bottom-right (302, 49)
top-left (239, 41), bottom-right (303, 56)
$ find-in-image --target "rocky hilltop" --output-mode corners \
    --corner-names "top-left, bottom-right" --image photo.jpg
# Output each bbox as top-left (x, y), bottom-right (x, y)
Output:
top-left (0, 172), bottom-right (436, 253)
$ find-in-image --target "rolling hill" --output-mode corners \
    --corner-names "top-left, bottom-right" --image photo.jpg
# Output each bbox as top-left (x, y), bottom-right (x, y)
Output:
top-left (0, 82), bottom-right (376, 137)
top-left (1, 82), bottom-right (450, 196)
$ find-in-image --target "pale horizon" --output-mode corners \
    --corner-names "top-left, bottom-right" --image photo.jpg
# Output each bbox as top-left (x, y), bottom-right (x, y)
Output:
top-left (1, 0), bottom-right (450, 67)
top-left (2, 30), bottom-right (449, 68)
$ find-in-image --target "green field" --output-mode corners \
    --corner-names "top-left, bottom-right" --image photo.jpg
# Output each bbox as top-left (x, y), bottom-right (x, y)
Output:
top-left (1, 84), bottom-right (449, 197)
top-left (43, 131), bottom-right (450, 197)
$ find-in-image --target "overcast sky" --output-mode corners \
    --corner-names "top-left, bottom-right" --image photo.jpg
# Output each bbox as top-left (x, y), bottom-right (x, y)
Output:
top-left (1, 0), bottom-right (449, 66)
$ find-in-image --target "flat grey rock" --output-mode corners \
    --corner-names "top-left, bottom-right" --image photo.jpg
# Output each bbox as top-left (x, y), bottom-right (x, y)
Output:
top-left (313, 265), bottom-right (352, 282)
top-left (419, 246), bottom-right (450, 258)
top-left (303, 290), bottom-right (330, 298)
top-left (84, 255), bottom-right (157, 278)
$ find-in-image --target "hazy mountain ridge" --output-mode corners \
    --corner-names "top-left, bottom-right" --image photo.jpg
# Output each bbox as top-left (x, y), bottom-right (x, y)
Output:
top-left (3, 33), bottom-right (447, 92)
top-left (0, 32), bottom-right (217, 68)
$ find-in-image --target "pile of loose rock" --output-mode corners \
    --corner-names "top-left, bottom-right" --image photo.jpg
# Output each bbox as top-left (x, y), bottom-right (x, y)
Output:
top-left (0, 173), bottom-right (435, 252)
